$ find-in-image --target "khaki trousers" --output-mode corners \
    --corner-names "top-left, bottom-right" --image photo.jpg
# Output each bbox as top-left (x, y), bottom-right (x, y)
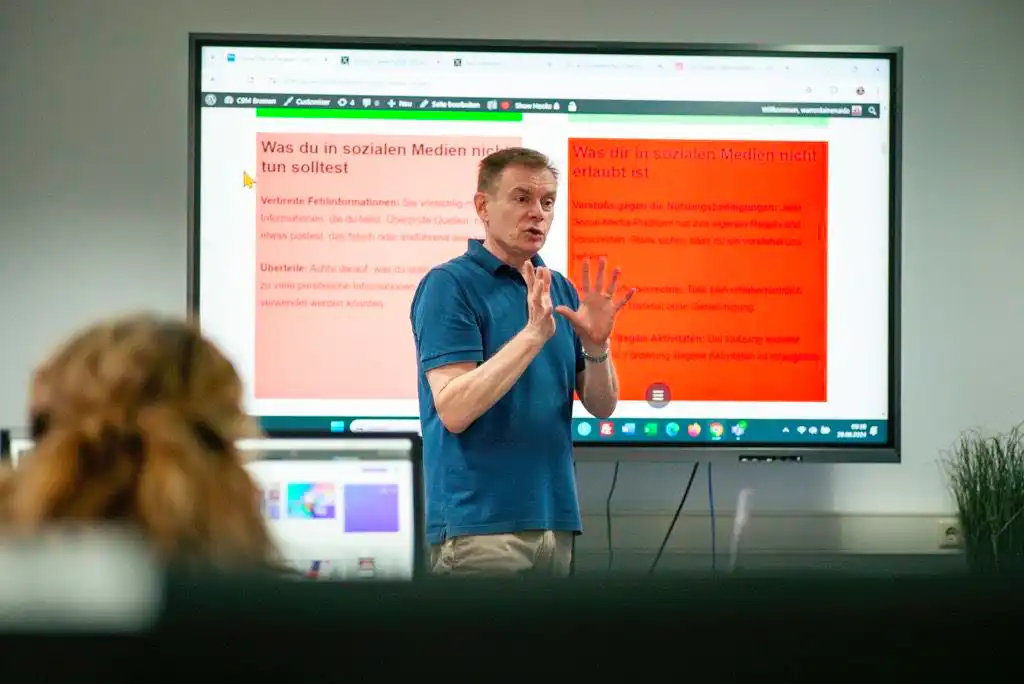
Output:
top-left (430, 530), bottom-right (573, 577)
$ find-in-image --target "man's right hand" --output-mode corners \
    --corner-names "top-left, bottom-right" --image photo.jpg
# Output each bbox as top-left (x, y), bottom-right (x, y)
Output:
top-left (522, 262), bottom-right (556, 342)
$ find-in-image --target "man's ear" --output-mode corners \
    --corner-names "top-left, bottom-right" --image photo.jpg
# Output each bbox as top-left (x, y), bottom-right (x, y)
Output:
top-left (473, 191), bottom-right (489, 225)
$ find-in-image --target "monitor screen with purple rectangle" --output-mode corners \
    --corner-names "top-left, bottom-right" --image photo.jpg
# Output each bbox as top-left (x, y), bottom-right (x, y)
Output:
top-left (242, 435), bottom-right (423, 581)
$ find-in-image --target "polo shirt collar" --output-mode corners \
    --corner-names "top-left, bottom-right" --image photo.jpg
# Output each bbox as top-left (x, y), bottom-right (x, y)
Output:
top-left (465, 239), bottom-right (545, 274)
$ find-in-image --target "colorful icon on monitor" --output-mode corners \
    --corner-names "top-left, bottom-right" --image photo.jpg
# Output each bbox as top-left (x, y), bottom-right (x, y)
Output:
top-left (577, 422), bottom-right (593, 437)
top-left (357, 557), bottom-right (377, 579)
top-left (263, 484), bottom-right (281, 520)
top-left (665, 422), bottom-right (680, 437)
top-left (643, 422), bottom-right (658, 436)
top-left (709, 422), bottom-right (725, 439)
top-left (731, 420), bottom-right (748, 438)
top-left (687, 423), bottom-right (701, 437)
top-left (599, 421), bottom-right (614, 437)
top-left (287, 482), bottom-right (336, 519)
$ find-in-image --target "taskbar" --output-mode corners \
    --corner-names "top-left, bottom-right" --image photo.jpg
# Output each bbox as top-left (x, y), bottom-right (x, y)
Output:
top-left (257, 416), bottom-right (888, 445)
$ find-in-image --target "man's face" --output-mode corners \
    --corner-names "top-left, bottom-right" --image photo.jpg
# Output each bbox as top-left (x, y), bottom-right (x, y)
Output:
top-left (475, 164), bottom-right (558, 258)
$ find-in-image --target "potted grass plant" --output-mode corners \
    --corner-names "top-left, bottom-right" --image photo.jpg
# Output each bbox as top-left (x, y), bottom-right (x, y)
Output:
top-left (944, 424), bottom-right (1024, 574)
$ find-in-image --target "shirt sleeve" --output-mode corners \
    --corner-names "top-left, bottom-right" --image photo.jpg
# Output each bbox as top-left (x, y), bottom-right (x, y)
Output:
top-left (410, 267), bottom-right (484, 372)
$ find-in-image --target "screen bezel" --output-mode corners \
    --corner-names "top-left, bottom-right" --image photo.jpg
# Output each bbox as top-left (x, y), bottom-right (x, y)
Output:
top-left (187, 34), bottom-right (903, 464)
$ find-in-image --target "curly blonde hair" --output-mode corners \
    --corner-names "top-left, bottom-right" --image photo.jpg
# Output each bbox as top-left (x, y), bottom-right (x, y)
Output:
top-left (3, 314), bottom-right (277, 569)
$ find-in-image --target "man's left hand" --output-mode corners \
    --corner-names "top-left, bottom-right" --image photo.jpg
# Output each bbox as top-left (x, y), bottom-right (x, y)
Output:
top-left (555, 257), bottom-right (636, 351)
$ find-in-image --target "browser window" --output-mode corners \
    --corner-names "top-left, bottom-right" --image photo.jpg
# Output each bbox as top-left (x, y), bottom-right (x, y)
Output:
top-left (195, 45), bottom-right (895, 450)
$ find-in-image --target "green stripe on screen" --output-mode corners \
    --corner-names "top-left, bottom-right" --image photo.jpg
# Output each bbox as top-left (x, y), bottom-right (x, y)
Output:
top-left (255, 108), bottom-right (522, 122)
top-left (569, 114), bottom-right (827, 127)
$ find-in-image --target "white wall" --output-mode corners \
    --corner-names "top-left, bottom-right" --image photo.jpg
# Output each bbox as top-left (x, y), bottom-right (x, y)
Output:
top-left (1, 0), bottom-right (1022, 554)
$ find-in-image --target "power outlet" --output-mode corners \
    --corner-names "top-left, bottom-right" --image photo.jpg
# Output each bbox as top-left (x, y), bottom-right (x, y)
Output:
top-left (937, 519), bottom-right (963, 550)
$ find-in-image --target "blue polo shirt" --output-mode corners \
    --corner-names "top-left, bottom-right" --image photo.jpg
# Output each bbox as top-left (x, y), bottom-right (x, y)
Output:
top-left (410, 239), bottom-right (585, 545)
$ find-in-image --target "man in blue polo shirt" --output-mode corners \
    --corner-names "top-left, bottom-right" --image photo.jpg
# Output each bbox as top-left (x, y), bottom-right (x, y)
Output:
top-left (410, 147), bottom-right (635, 576)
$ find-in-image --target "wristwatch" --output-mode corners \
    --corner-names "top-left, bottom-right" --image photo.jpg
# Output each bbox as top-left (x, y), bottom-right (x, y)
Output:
top-left (582, 345), bottom-right (610, 364)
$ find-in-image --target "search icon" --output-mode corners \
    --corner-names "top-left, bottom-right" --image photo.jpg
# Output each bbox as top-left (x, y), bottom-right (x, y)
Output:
top-left (868, 105), bottom-right (878, 116)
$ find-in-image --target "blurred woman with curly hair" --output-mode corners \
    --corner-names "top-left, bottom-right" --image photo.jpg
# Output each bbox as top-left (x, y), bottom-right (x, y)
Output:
top-left (2, 314), bottom-right (278, 570)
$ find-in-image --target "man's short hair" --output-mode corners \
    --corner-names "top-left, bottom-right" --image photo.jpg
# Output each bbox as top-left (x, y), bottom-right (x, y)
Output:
top-left (477, 147), bottom-right (559, 193)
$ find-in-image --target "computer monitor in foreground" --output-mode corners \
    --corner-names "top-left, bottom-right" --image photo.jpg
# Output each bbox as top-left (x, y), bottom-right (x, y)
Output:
top-left (241, 435), bottom-right (423, 580)
top-left (2, 432), bottom-right (423, 579)
top-left (190, 35), bottom-right (902, 462)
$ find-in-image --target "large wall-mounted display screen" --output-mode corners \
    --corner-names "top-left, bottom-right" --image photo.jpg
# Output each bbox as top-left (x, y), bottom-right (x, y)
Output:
top-left (190, 36), bottom-right (901, 461)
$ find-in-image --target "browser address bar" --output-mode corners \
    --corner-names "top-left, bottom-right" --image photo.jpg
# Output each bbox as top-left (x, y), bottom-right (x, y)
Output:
top-left (265, 74), bottom-right (782, 101)
top-left (279, 76), bottom-right (431, 89)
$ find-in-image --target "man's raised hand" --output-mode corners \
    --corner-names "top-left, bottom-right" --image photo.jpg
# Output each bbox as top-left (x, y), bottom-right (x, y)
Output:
top-left (555, 257), bottom-right (636, 349)
top-left (523, 262), bottom-right (556, 341)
